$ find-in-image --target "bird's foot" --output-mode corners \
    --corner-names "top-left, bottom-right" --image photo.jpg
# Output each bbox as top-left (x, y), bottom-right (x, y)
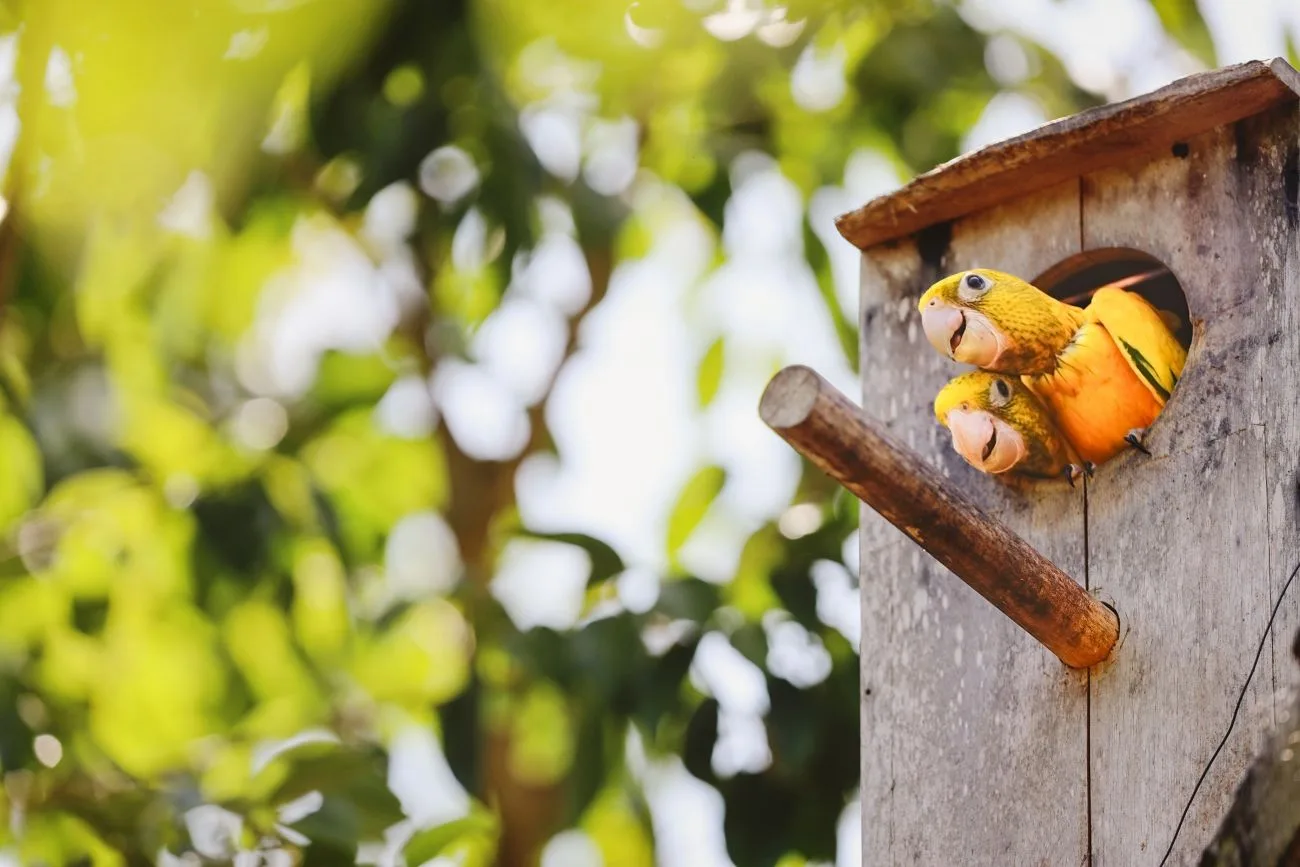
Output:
top-left (1124, 428), bottom-right (1152, 456)
top-left (1064, 462), bottom-right (1096, 488)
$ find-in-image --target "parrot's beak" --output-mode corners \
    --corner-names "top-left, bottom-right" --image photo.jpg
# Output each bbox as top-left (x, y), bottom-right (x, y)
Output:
top-left (921, 300), bottom-right (1006, 368)
top-left (921, 301), bottom-right (965, 359)
top-left (946, 409), bottom-right (1027, 474)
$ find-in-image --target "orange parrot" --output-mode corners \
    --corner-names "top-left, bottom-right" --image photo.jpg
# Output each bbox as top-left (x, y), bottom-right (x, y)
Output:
top-left (918, 268), bottom-right (1186, 466)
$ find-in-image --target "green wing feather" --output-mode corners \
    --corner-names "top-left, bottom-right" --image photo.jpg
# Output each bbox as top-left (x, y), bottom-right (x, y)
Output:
top-left (1087, 286), bottom-right (1187, 405)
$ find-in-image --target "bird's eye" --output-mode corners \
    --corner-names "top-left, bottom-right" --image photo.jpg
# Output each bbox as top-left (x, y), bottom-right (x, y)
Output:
top-left (957, 272), bottom-right (990, 302)
top-left (989, 378), bottom-right (1012, 407)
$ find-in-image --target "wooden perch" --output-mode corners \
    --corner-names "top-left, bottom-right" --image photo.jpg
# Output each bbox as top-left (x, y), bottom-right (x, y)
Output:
top-left (759, 365), bottom-right (1118, 669)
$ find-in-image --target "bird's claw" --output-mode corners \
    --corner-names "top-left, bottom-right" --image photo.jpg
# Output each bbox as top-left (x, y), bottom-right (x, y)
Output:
top-left (1064, 462), bottom-right (1096, 487)
top-left (1125, 428), bottom-right (1152, 456)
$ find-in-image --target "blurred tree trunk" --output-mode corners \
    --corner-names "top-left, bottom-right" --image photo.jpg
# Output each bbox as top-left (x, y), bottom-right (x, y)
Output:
top-left (441, 250), bottom-right (612, 867)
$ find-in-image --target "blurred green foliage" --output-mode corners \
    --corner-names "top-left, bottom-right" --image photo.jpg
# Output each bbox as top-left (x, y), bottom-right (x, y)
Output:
top-left (0, 0), bottom-right (1208, 865)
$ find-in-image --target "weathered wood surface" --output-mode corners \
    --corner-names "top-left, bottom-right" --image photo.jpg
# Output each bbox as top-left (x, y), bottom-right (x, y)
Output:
top-left (1260, 108), bottom-right (1300, 729)
top-left (858, 104), bottom-right (1300, 865)
top-left (859, 182), bottom-right (1089, 864)
top-left (1088, 428), bottom-right (1270, 866)
top-left (760, 364), bottom-right (1117, 668)
top-left (836, 59), bottom-right (1300, 251)
top-left (1081, 112), bottom-right (1298, 866)
top-left (1200, 633), bottom-right (1300, 866)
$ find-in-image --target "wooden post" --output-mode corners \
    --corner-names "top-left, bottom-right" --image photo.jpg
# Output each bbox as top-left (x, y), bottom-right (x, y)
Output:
top-left (759, 364), bottom-right (1118, 669)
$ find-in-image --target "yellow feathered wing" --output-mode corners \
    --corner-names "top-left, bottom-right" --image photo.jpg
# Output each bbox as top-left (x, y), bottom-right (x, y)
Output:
top-left (1086, 286), bottom-right (1187, 406)
top-left (1020, 286), bottom-right (1187, 465)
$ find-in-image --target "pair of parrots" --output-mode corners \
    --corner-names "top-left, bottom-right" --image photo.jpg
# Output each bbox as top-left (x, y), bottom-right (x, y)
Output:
top-left (917, 268), bottom-right (1188, 484)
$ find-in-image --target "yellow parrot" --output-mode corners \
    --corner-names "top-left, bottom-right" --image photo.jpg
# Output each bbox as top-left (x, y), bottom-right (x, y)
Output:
top-left (934, 370), bottom-right (1090, 484)
top-left (918, 268), bottom-right (1187, 466)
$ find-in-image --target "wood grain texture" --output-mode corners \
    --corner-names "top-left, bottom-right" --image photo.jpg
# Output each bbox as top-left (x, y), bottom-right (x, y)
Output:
top-left (1253, 108), bottom-right (1300, 718)
top-left (761, 365), bottom-right (1117, 667)
top-left (1089, 428), bottom-right (1270, 866)
top-left (1081, 113), bottom-right (1296, 866)
top-left (859, 182), bottom-right (1089, 865)
top-left (836, 59), bottom-right (1300, 252)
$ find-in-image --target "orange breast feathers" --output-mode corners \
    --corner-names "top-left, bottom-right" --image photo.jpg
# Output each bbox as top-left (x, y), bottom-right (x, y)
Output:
top-left (1021, 320), bottom-right (1164, 465)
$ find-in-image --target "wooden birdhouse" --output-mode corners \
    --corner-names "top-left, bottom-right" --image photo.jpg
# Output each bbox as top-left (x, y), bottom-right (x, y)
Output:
top-left (761, 59), bottom-right (1300, 864)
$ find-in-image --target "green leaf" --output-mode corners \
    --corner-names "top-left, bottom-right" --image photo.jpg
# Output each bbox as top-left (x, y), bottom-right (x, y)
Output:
top-left (309, 350), bottom-right (400, 411)
top-left (803, 222), bottom-right (858, 369)
top-left (725, 526), bottom-right (784, 619)
top-left (570, 613), bottom-right (644, 704)
top-left (665, 466), bottom-right (726, 565)
top-left (631, 638), bottom-right (698, 737)
top-left (404, 809), bottom-right (500, 866)
top-left (271, 747), bottom-right (406, 841)
top-left (521, 530), bottom-right (625, 587)
top-left (655, 577), bottom-right (721, 623)
top-left (728, 622), bottom-right (769, 668)
top-left (681, 697), bottom-right (720, 785)
top-left (696, 337), bottom-right (725, 408)
top-left (0, 414), bottom-right (43, 534)
top-left (302, 408), bottom-right (450, 558)
top-left (1148, 0), bottom-right (1217, 67)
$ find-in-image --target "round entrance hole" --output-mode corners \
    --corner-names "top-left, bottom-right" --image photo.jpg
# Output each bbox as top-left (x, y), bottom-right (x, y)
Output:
top-left (1033, 248), bottom-right (1193, 350)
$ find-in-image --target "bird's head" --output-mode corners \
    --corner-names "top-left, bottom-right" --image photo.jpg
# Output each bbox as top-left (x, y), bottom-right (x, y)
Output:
top-left (933, 371), bottom-right (1039, 475)
top-left (918, 269), bottom-right (1080, 374)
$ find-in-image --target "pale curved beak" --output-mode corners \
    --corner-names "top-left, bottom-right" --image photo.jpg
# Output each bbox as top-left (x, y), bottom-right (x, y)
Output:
top-left (946, 409), bottom-right (1027, 475)
top-left (922, 301), bottom-right (1005, 368)
top-left (921, 302), bottom-right (965, 359)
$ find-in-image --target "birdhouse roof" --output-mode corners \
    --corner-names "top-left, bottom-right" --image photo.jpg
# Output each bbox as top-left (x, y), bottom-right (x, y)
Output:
top-left (835, 58), bottom-right (1300, 252)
